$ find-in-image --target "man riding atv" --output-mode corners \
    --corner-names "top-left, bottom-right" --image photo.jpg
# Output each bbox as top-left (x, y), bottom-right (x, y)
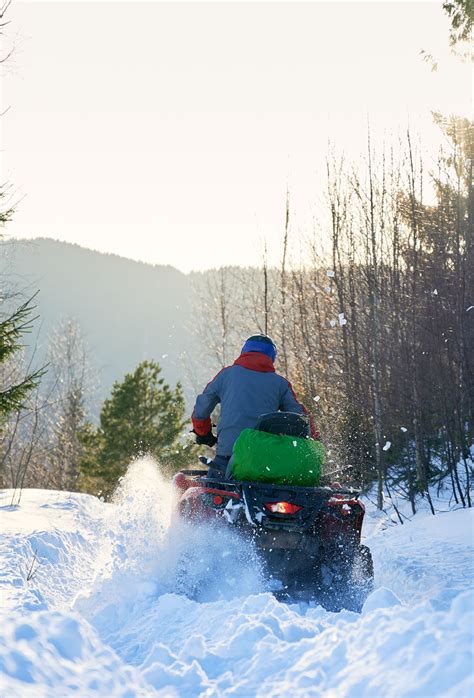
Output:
top-left (192, 334), bottom-right (318, 479)
top-left (181, 335), bottom-right (373, 609)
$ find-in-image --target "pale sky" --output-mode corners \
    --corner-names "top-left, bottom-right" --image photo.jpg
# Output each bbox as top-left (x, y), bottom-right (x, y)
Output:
top-left (1, 1), bottom-right (471, 272)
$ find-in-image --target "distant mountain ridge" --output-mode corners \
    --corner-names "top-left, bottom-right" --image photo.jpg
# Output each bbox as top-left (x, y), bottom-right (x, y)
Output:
top-left (2, 238), bottom-right (194, 406)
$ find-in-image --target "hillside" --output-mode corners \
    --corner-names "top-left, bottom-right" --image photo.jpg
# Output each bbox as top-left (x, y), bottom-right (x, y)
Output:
top-left (0, 460), bottom-right (472, 697)
top-left (1, 238), bottom-right (194, 404)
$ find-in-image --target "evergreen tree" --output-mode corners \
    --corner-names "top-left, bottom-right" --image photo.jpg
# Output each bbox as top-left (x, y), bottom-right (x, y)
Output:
top-left (0, 296), bottom-right (45, 427)
top-left (79, 360), bottom-right (187, 495)
top-left (443, 0), bottom-right (473, 48)
top-left (0, 3), bottom-right (44, 436)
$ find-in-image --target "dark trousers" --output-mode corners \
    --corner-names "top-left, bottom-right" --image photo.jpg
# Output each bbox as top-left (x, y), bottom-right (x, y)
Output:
top-left (207, 455), bottom-right (230, 479)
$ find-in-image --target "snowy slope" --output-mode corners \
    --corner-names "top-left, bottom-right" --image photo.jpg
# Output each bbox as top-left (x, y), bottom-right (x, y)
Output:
top-left (1, 458), bottom-right (473, 698)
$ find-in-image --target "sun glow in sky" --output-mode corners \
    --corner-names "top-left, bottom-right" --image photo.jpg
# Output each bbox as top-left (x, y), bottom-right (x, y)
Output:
top-left (1, 1), bottom-right (470, 272)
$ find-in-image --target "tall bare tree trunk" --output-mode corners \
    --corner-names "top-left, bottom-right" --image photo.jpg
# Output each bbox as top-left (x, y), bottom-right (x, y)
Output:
top-left (280, 188), bottom-right (290, 376)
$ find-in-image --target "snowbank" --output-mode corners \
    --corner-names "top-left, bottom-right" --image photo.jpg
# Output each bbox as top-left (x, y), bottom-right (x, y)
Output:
top-left (1, 458), bottom-right (473, 697)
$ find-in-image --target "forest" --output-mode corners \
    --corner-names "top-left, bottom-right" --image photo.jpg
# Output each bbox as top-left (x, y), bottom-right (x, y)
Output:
top-left (192, 119), bottom-right (473, 513)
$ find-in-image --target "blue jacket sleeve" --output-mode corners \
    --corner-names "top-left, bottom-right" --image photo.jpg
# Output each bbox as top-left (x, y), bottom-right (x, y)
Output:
top-left (279, 380), bottom-right (305, 413)
top-left (192, 370), bottom-right (222, 435)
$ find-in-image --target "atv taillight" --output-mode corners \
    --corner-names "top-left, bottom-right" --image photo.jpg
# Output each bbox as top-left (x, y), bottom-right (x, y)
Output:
top-left (264, 502), bottom-right (302, 515)
top-left (213, 495), bottom-right (223, 505)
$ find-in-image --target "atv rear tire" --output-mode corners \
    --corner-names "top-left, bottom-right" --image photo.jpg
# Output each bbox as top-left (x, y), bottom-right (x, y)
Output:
top-left (317, 544), bottom-right (374, 613)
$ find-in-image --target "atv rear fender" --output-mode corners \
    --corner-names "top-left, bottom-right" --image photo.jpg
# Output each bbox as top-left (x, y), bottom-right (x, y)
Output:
top-left (318, 496), bottom-right (365, 544)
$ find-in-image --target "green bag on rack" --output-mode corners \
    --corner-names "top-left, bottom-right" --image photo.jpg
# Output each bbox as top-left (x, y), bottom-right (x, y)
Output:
top-left (231, 428), bottom-right (325, 486)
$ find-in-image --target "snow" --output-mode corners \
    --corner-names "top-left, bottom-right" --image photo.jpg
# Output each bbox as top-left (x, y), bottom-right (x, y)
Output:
top-left (327, 310), bottom-right (346, 328)
top-left (338, 313), bottom-right (347, 326)
top-left (1, 457), bottom-right (473, 697)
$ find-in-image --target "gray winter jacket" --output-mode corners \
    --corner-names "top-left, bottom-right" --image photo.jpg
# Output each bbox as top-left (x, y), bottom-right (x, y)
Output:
top-left (192, 352), bottom-right (313, 457)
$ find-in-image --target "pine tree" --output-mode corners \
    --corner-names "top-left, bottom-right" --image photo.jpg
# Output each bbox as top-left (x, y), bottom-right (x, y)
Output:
top-left (79, 360), bottom-right (187, 495)
top-left (443, 0), bottom-right (473, 48)
top-left (0, 4), bottom-right (45, 460)
top-left (0, 296), bottom-right (45, 426)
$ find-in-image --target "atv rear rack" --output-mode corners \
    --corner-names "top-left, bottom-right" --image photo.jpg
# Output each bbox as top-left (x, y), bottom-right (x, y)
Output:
top-left (200, 478), bottom-right (359, 498)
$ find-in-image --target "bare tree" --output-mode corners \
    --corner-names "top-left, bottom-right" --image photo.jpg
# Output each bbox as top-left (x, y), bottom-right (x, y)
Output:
top-left (46, 318), bottom-right (94, 490)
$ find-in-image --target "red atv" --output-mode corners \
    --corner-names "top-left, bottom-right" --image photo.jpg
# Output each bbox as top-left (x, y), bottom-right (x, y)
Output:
top-left (173, 427), bottom-right (373, 612)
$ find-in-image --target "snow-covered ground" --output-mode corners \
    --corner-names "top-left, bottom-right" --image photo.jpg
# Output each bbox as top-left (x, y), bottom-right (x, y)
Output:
top-left (1, 458), bottom-right (473, 697)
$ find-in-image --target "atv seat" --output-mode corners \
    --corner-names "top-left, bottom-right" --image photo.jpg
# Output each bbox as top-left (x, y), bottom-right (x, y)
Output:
top-left (255, 411), bottom-right (310, 439)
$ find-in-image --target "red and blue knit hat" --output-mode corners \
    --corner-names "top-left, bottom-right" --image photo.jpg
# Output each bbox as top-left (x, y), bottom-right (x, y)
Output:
top-left (241, 334), bottom-right (277, 362)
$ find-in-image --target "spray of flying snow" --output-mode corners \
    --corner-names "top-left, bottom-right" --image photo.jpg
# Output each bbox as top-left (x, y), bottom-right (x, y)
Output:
top-left (75, 456), bottom-right (264, 622)
top-left (172, 519), bottom-right (265, 602)
top-left (112, 455), bottom-right (176, 543)
top-left (330, 314), bottom-right (347, 328)
top-left (74, 457), bottom-right (177, 614)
